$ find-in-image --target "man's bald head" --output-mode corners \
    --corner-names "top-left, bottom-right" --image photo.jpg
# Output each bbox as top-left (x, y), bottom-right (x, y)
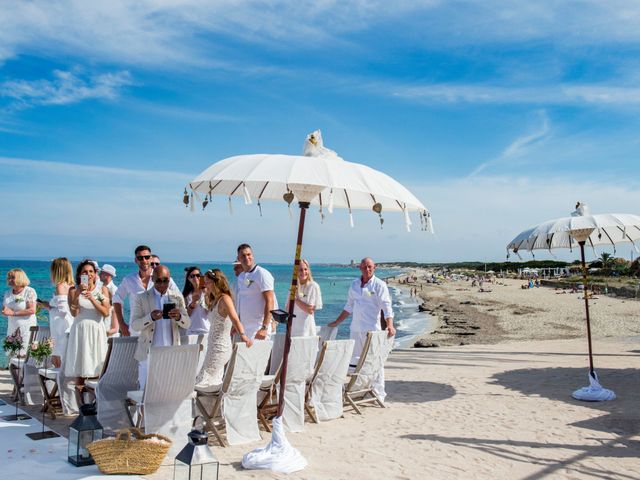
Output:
top-left (152, 265), bottom-right (171, 294)
top-left (359, 257), bottom-right (376, 282)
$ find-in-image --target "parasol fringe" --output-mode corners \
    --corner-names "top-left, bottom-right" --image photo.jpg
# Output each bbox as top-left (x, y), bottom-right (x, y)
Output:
top-left (190, 193), bottom-right (195, 213)
top-left (243, 183), bottom-right (252, 205)
top-left (349, 210), bottom-right (354, 228)
top-left (228, 197), bottom-right (233, 215)
top-left (426, 211), bottom-right (434, 234)
top-left (328, 189), bottom-right (334, 214)
top-left (403, 206), bottom-right (412, 232)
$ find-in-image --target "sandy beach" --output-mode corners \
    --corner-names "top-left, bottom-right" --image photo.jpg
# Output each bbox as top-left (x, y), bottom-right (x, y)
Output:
top-left (1, 272), bottom-right (639, 479)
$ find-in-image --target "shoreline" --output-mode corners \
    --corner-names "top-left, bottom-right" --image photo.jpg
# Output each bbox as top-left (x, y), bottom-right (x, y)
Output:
top-left (388, 268), bottom-right (640, 348)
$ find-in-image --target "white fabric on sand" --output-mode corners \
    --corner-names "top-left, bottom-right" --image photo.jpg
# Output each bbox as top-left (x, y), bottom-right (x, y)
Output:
top-left (311, 339), bottom-right (354, 421)
top-left (572, 370), bottom-right (616, 402)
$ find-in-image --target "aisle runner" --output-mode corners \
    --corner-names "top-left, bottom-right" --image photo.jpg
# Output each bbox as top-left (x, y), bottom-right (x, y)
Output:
top-left (0, 403), bottom-right (140, 479)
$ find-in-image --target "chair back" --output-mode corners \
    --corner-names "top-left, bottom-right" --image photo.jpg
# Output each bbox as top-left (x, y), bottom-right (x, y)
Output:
top-left (222, 340), bottom-right (272, 445)
top-left (280, 335), bottom-right (318, 432)
top-left (311, 339), bottom-right (354, 421)
top-left (349, 331), bottom-right (391, 393)
top-left (317, 325), bottom-right (338, 343)
top-left (95, 337), bottom-right (139, 432)
top-left (268, 333), bottom-right (286, 375)
top-left (26, 326), bottom-right (51, 368)
top-left (143, 344), bottom-right (200, 455)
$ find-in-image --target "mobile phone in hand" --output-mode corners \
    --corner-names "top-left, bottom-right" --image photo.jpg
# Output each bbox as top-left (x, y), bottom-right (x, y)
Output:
top-left (162, 302), bottom-right (176, 319)
top-left (80, 274), bottom-right (89, 286)
top-left (198, 276), bottom-right (205, 290)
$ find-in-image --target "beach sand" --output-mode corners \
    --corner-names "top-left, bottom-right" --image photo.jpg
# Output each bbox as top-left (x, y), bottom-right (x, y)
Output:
top-left (1, 274), bottom-right (639, 479)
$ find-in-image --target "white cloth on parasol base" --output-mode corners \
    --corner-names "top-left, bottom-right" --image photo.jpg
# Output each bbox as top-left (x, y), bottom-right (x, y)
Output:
top-left (571, 370), bottom-right (616, 402)
top-left (241, 416), bottom-right (307, 473)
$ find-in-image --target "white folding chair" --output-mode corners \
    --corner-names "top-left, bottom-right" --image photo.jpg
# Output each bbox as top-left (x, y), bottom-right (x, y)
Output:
top-left (126, 344), bottom-right (200, 455)
top-left (317, 325), bottom-right (338, 344)
top-left (195, 341), bottom-right (272, 446)
top-left (343, 331), bottom-right (391, 414)
top-left (311, 339), bottom-right (354, 421)
top-left (20, 326), bottom-right (50, 406)
top-left (279, 336), bottom-right (318, 432)
top-left (9, 326), bottom-right (38, 403)
top-left (80, 337), bottom-right (138, 433)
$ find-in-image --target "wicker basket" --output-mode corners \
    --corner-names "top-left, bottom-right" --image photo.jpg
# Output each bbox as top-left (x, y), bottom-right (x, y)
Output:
top-left (87, 428), bottom-right (172, 475)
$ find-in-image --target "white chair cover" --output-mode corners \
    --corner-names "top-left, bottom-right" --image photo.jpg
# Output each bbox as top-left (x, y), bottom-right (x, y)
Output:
top-left (183, 334), bottom-right (206, 374)
top-left (269, 333), bottom-right (286, 375)
top-left (95, 337), bottom-right (138, 433)
top-left (22, 326), bottom-right (50, 405)
top-left (279, 336), bottom-right (318, 432)
top-left (143, 344), bottom-right (199, 455)
top-left (318, 325), bottom-right (338, 343)
top-left (311, 339), bottom-right (354, 421)
top-left (223, 341), bottom-right (272, 445)
top-left (351, 331), bottom-right (392, 394)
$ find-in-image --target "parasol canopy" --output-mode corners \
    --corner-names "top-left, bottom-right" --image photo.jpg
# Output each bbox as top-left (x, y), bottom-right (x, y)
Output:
top-left (186, 131), bottom-right (432, 231)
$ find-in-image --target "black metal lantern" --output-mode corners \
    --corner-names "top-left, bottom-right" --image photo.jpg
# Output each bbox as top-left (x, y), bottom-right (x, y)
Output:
top-left (174, 428), bottom-right (219, 480)
top-left (68, 404), bottom-right (103, 466)
top-left (271, 308), bottom-right (293, 324)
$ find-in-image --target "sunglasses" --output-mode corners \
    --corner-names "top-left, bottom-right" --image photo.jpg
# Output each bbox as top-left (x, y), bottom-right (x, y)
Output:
top-left (136, 255), bottom-right (152, 261)
top-left (154, 277), bottom-right (170, 284)
top-left (150, 262), bottom-right (160, 267)
top-left (188, 273), bottom-right (201, 279)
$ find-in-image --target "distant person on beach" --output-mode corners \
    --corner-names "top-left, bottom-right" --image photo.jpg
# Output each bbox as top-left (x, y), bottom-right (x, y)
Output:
top-left (183, 266), bottom-right (210, 335)
top-left (3, 268), bottom-right (37, 356)
top-left (99, 264), bottom-right (119, 337)
top-left (328, 257), bottom-right (395, 402)
top-left (235, 244), bottom-right (277, 340)
top-left (65, 260), bottom-right (111, 384)
top-left (287, 259), bottom-right (323, 336)
top-left (131, 265), bottom-right (190, 389)
top-left (112, 245), bottom-right (178, 336)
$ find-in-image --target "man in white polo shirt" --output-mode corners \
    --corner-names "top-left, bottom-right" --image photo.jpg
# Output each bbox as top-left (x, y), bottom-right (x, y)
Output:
top-left (235, 244), bottom-right (277, 340)
top-left (112, 245), bottom-right (179, 336)
top-left (329, 257), bottom-right (395, 401)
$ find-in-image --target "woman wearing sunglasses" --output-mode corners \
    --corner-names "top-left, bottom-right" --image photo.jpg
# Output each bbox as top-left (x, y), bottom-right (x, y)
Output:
top-left (196, 269), bottom-right (252, 386)
top-left (182, 266), bottom-right (210, 335)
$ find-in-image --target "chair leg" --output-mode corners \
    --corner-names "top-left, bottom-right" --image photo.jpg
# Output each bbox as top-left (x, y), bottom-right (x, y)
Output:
top-left (124, 399), bottom-right (136, 427)
top-left (196, 396), bottom-right (226, 448)
top-left (304, 402), bottom-right (318, 423)
top-left (345, 394), bottom-right (362, 415)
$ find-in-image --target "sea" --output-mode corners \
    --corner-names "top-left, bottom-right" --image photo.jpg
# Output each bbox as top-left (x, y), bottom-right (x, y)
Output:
top-left (0, 260), bottom-right (434, 367)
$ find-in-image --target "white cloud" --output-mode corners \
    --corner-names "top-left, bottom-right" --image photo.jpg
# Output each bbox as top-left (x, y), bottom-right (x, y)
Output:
top-left (471, 111), bottom-right (550, 176)
top-left (0, 69), bottom-right (133, 110)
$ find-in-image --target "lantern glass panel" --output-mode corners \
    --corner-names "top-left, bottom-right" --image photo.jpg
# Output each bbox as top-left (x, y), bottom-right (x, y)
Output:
top-left (174, 459), bottom-right (219, 480)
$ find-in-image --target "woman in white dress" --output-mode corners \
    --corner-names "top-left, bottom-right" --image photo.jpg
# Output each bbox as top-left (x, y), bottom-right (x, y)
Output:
top-left (196, 268), bottom-right (252, 386)
top-left (36, 258), bottom-right (75, 368)
top-left (2, 268), bottom-right (37, 356)
top-left (65, 260), bottom-right (110, 382)
top-left (183, 266), bottom-right (210, 335)
top-left (289, 259), bottom-right (323, 336)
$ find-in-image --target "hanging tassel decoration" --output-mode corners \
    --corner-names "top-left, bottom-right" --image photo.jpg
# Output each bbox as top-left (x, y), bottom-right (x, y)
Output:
top-left (183, 188), bottom-right (190, 207)
top-left (243, 183), bottom-right (252, 205)
top-left (426, 211), bottom-right (434, 234)
top-left (257, 200), bottom-right (263, 217)
top-left (349, 209), bottom-right (354, 228)
top-left (319, 194), bottom-right (325, 224)
top-left (190, 193), bottom-right (195, 213)
top-left (202, 195), bottom-right (209, 210)
top-left (228, 197), bottom-right (233, 215)
top-left (328, 189), bottom-right (334, 214)
top-left (283, 191), bottom-right (294, 220)
top-left (372, 203), bottom-right (383, 229)
top-left (403, 207), bottom-right (412, 232)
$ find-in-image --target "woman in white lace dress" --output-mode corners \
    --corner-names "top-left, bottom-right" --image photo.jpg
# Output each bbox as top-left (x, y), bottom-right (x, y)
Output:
top-left (37, 258), bottom-right (75, 369)
top-left (196, 268), bottom-right (252, 386)
top-left (288, 259), bottom-right (323, 336)
top-left (3, 268), bottom-right (37, 356)
top-left (65, 260), bottom-right (110, 382)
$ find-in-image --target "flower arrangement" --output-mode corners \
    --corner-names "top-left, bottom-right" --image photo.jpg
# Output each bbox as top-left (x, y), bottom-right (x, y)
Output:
top-left (94, 291), bottom-right (106, 304)
top-left (12, 295), bottom-right (25, 304)
top-left (244, 278), bottom-right (254, 287)
top-left (27, 337), bottom-right (54, 365)
top-left (3, 328), bottom-right (23, 357)
top-left (364, 289), bottom-right (374, 297)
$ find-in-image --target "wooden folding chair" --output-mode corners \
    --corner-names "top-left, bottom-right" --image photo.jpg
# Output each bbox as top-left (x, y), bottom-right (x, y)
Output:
top-left (9, 326), bottom-right (38, 403)
top-left (304, 340), bottom-right (329, 424)
top-left (343, 331), bottom-right (387, 414)
top-left (37, 367), bottom-right (62, 419)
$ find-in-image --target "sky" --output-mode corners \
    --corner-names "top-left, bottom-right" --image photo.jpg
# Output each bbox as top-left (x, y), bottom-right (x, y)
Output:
top-left (1, 1), bottom-right (639, 264)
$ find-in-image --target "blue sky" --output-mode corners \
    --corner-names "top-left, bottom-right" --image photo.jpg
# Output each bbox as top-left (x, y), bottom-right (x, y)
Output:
top-left (1, 1), bottom-right (639, 264)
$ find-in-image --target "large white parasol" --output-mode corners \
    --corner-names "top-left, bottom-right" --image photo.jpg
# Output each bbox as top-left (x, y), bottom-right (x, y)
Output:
top-left (507, 203), bottom-right (640, 402)
top-left (184, 130), bottom-right (432, 473)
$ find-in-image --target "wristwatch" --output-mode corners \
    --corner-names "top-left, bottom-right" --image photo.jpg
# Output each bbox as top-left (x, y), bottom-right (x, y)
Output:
top-left (259, 325), bottom-right (268, 331)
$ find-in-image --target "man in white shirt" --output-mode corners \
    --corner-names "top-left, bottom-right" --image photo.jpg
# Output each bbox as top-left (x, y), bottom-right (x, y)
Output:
top-left (112, 245), bottom-right (179, 337)
top-left (99, 264), bottom-right (119, 336)
top-left (131, 265), bottom-right (190, 389)
top-left (329, 257), bottom-right (395, 401)
top-left (235, 244), bottom-right (277, 340)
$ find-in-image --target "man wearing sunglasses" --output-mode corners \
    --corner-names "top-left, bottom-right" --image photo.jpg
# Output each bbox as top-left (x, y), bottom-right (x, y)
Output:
top-left (113, 245), bottom-right (179, 336)
top-left (131, 265), bottom-right (190, 389)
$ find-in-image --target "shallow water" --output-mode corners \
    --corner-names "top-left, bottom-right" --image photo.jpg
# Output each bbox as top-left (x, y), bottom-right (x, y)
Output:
top-left (0, 260), bottom-right (432, 366)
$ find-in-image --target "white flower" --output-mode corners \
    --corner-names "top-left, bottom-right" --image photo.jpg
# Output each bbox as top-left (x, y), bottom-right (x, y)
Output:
top-left (93, 292), bottom-right (105, 303)
top-left (244, 278), bottom-right (254, 287)
top-left (364, 289), bottom-right (373, 297)
top-left (13, 295), bottom-right (24, 303)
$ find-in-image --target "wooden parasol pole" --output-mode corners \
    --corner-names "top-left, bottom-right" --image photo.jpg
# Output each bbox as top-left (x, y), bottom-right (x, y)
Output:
top-left (276, 201), bottom-right (309, 417)
top-left (578, 241), bottom-right (595, 375)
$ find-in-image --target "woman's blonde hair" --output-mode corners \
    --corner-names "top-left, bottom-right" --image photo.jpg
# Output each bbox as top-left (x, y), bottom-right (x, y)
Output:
top-left (298, 259), bottom-right (314, 284)
top-left (50, 257), bottom-right (74, 285)
top-left (7, 268), bottom-right (29, 287)
top-left (203, 269), bottom-right (232, 310)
